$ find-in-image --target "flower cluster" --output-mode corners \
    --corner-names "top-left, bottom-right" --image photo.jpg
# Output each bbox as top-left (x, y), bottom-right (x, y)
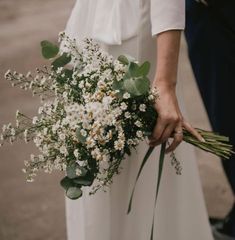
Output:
top-left (1, 33), bottom-right (233, 200)
top-left (1, 33), bottom-right (158, 199)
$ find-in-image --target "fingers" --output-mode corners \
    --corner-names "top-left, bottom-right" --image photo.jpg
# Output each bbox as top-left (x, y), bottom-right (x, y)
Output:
top-left (183, 121), bottom-right (205, 142)
top-left (148, 119), bottom-right (167, 147)
top-left (165, 124), bottom-right (183, 153)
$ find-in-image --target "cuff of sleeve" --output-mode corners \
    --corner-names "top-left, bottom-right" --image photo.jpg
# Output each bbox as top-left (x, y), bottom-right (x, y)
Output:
top-left (151, 25), bottom-right (185, 37)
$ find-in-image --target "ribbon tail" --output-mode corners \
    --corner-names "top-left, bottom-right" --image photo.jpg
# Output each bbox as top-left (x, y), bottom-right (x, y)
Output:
top-left (127, 146), bottom-right (155, 214)
top-left (150, 142), bottom-right (167, 240)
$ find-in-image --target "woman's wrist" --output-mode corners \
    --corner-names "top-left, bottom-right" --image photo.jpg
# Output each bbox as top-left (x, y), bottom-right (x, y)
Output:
top-left (152, 77), bottom-right (177, 91)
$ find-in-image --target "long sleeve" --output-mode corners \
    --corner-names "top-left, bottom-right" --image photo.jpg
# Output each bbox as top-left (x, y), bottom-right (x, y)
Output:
top-left (151, 0), bottom-right (185, 36)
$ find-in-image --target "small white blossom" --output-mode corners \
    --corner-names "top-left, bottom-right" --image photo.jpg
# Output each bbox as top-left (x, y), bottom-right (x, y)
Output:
top-left (114, 139), bottom-right (125, 150)
top-left (59, 133), bottom-right (66, 141)
top-left (59, 145), bottom-right (68, 156)
top-left (134, 121), bottom-right (142, 128)
top-left (32, 116), bottom-right (38, 125)
top-left (74, 149), bottom-right (79, 158)
top-left (124, 112), bottom-right (131, 118)
top-left (123, 92), bottom-right (131, 99)
top-left (120, 102), bottom-right (127, 110)
top-left (136, 130), bottom-right (143, 138)
top-left (80, 129), bottom-right (87, 137)
top-left (139, 104), bottom-right (146, 112)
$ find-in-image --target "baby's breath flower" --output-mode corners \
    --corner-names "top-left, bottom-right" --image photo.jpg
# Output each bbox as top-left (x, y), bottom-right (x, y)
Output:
top-left (136, 130), bottom-right (143, 138)
top-left (123, 92), bottom-right (131, 99)
top-left (114, 139), bottom-right (125, 151)
top-left (139, 104), bottom-right (146, 112)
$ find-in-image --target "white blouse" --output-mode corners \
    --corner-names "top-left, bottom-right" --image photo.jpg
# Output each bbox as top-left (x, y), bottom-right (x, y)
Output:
top-left (65, 0), bottom-right (185, 45)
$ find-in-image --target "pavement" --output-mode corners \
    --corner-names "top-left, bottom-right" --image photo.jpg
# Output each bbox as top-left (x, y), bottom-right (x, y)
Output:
top-left (0, 0), bottom-right (233, 239)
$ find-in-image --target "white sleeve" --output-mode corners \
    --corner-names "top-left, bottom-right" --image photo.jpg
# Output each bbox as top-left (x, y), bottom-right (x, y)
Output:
top-left (150, 0), bottom-right (185, 36)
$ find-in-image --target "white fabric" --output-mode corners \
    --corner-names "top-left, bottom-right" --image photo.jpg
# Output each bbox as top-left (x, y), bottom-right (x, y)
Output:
top-left (65, 0), bottom-right (213, 239)
top-left (65, 0), bottom-right (185, 45)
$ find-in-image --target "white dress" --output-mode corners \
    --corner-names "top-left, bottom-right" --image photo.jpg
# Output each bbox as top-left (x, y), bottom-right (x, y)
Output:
top-left (64, 0), bottom-right (214, 239)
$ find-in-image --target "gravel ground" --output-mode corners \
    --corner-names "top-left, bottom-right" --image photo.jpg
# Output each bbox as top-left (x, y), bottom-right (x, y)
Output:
top-left (0, 1), bottom-right (233, 239)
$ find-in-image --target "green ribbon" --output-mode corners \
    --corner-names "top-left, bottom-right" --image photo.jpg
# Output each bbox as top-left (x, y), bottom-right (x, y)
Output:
top-left (127, 142), bottom-right (167, 240)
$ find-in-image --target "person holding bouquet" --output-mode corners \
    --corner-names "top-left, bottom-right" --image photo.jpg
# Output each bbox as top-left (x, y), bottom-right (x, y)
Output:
top-left (185, 0), bottom-right (235, 239)
top-left (64, 0), bottom-right (214, 239)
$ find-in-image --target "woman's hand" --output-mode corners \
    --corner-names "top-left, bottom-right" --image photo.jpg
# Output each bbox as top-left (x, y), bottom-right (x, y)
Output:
top-left (148, 30), bottom-right (204, 152)
top-left (148, 82), bottom-right (204, 153)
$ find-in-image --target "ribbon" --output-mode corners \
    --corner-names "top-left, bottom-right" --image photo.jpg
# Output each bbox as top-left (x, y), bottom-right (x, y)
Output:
top-left (127, 142), bottom-right (167, 240)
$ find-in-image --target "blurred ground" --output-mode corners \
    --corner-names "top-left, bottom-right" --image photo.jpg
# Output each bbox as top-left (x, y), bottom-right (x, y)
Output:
top-left (0, 0), bottom-right (233, 240)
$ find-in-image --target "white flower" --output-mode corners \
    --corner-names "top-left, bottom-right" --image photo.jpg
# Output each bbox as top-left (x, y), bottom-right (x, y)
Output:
top-left (136, 130), bottom-right (143, 138)
top-left (114, 139), bottom-right (125, 150)
top-left (32, 116), bottom-right (38, 125)
top-left (78, 80), bottom-right (84, 88)
top-left (76, 168), bottom-right (82, 176)
top-left (59, 133), bottom-right (66, 141)
top-left (16, 110), bottom-right (20, 118)
top-left (38, 106), bottom-right (43, 114)
top-left (139, 104), bottom-right (146, 112)
top-left (127, 139), bottom-right (134, 145)
top-left (120, 102), bottom-right (127, 110)
top-left (102, 96), bottom-right (113, 108)
top-left (124, 112), bottom-right (131, 118)
top-left (74, 149), bottom-right (79, 158)
top-left (80, 129), bottom-right (87, 137)
top-left (123, 92), bottom-right (131, 99)
top-left (134, 120), bottom-right (142, 127)
top-left (59, 145), bottom-right (68, 156)
top-left (56, 67), bottom-right (63, 74)
top-left (11, 128), bottom-right (16, 136)
top-left (148, 94), bottom-right (155, 101)
top-left (63, 92), bottom-right (68, 99)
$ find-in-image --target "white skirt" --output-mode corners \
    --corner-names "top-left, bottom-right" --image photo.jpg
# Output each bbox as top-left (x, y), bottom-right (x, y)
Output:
top-left (65, 1), bottom-right (214, 239)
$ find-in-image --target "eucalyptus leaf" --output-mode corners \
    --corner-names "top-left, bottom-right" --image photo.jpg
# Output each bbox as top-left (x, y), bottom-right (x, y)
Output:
top-left (136, 61), bottom-right (150, 76)
top-left (118, 54), bottom-right (136, 65)
top-left (52, 53), bottom-right (71, 69)
top-left (118, 55), bottom-right (129, 65)
top-left (66, 165), bottom-right (77, 179)
top-left (40, 40), bottom-right (59, 59)
top-left (123, 76), bottom-right (150, 96)
top-left (66, 186), bottom-right (83, 200)
top-left (60, 176), bottom-right (74, 190)
top-left (73, 177), bottom-right (93, 186)
top-left (128, 62), bottom-right (139, 77)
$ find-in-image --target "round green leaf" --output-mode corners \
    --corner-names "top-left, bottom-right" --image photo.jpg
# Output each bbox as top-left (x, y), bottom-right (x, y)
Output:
top-left (66, 165), bottom-right (77, 179)
top-left (60, 177), bottom-right (74, 190)
top-left (66, 187), bottom-right (83, 200)
top-left (41, 40), bottom-right (59, 59)
top-left (123, 76), bottom-right (150, 96)
top-left (136, 61), bottom-right (150, 76)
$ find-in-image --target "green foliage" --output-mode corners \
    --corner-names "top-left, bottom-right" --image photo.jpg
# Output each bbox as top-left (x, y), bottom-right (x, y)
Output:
top-left (40, 40), bottom-right (59, 59)
top-left (60, 176), bottom-right (74, 190)
top-left (66, 165), bottom-right (77, 179)
top-left (123, 76), bottom-right (150, 96)
top-left (66, 186), bottom-right (83, 200)
top-left (52, 53), bottom-right (71, 69)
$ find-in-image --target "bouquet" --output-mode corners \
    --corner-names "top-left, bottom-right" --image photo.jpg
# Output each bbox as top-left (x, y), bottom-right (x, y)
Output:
top-left (0, 32), bottom-right (233, 202)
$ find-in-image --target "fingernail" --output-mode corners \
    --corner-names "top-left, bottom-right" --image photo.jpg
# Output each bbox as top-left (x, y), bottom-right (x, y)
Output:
top-left (201, 137), bottom-right (206, 143)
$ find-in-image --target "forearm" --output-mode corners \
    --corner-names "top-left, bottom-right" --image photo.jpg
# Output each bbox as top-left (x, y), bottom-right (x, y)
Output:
top-left (153, 30), bottom-right (182, 89)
